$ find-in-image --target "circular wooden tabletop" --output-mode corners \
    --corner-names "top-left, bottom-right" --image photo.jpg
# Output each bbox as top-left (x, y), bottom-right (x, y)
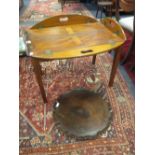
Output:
top-left (53, 89), bottom-right (112, 138)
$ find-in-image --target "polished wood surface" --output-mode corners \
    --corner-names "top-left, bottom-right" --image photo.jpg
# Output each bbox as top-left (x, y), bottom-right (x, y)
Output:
top-left (31, 15), bottom-right (97, 29)
top-left (26, 15), bottom-right (126, 60)
top-left (120, 0), bottom-right (134, 12)
top-left (53, 89), bottom-right (112, 138)
top-left (28, 23), bottom-right (124, 59)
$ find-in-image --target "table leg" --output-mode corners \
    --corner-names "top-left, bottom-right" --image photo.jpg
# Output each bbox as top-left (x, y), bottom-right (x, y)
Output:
top-left (115, 0), bottom-right (120, 21)
top-left (31, 58), bottom-right (48, 104)
top-left (96, 6), bottom-right (99, 17)
top-left (108, 46), bottom-right (121, 87)
top-left (92, 55), bottom-right (96, 65)
top-left (31, 58), bottom-right (48, 132)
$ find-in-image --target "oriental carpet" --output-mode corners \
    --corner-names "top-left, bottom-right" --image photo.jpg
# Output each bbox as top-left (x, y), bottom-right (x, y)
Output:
top-left (19, 54), bottom-right (134, 155)
top-left (20, 0), bottom-right (93, 23)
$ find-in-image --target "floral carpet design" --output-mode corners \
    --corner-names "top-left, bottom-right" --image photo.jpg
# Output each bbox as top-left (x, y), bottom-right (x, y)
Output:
top-left (20, 0), bottom-right (93, 23)
top-left (19, 54), bottom-right (134, 155)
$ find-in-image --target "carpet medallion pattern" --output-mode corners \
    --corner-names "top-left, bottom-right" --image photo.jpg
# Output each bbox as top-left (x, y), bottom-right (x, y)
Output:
top-left (19, 54), bottom-right (134, 154)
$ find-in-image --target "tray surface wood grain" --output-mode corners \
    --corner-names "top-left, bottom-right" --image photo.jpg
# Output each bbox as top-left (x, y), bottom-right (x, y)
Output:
top-left (26, 15), bottom-right (126, 59)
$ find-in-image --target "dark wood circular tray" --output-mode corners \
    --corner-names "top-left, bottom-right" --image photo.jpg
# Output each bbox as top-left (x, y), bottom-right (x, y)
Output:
top-left (53, 89), bottom-right (112, 139)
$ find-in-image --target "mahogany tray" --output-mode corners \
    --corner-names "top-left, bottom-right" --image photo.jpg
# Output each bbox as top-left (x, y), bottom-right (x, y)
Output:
top-left (53, 89), bottom-right (112, 138)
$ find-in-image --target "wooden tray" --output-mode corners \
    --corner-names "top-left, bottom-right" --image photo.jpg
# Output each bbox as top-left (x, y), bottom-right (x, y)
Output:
top-left (25, 15), bottom-right (126, 60)
top-left (53, 89), bottom-right (112, 138)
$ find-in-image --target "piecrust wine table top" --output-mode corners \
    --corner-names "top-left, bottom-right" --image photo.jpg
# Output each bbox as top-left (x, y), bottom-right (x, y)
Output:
top-left (53, 89), bottom-right (112, 138)
top-left (24, 15), bottom-right (126, 59)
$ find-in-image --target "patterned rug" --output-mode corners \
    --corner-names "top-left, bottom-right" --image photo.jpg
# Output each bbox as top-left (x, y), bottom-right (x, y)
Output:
top-left (19, 54), bottom-right (135, 155)
top-left (20, 0), bottom-right (93, 23)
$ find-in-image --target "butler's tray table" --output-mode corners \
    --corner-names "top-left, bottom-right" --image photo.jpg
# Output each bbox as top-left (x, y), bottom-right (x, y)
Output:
top-left (24, 14), bottom-right (126, 104)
